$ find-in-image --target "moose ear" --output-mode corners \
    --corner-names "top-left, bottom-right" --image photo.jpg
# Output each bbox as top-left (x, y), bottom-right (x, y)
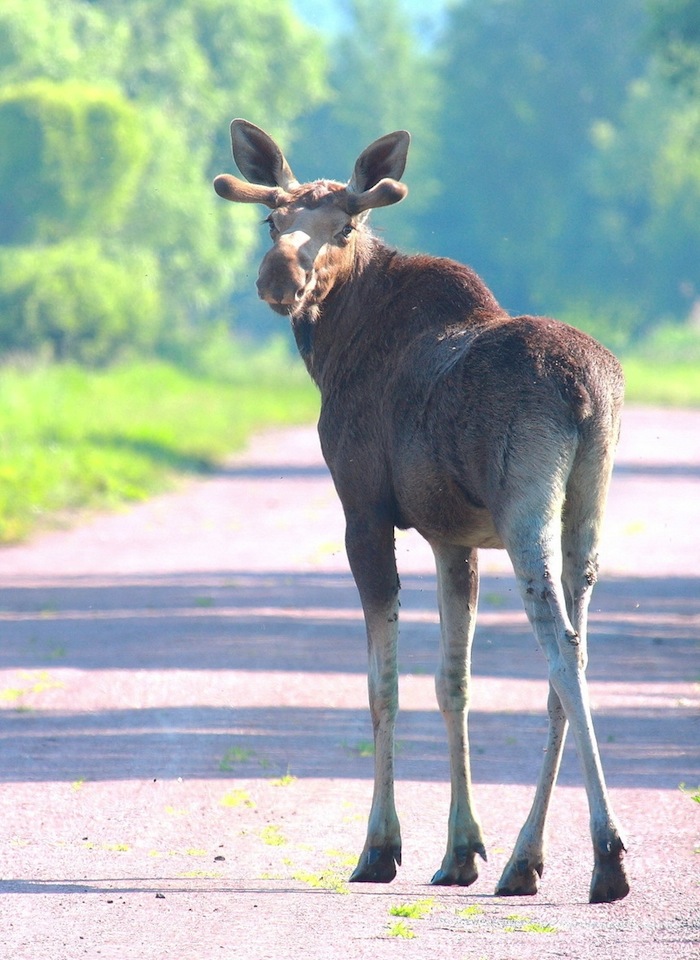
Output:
top-left (349, 131), bottom-right (410, 193)
top-left (230, 119), bottom-right (299, 190)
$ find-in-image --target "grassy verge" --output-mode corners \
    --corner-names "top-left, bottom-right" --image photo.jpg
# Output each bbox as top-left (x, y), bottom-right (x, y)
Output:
top-left (621, 358), bottom-right (700, 408)
top-left (0, 342), bottom-right (696, 545)
top-left (0, 356), bottom-right (318, 543)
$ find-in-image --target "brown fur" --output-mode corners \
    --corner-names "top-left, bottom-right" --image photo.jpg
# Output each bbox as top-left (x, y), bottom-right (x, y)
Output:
top-left (215, 120), bottom-right (629, 903)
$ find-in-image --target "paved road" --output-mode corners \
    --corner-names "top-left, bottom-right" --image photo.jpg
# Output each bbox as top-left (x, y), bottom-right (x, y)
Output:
top-left (0, 408), bottom-right (698, 959)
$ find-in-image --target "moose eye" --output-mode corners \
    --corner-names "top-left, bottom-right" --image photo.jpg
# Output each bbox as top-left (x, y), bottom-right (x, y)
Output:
top-left (263, 215), bottom-right (278, 236)
top-left (336, 223), bottom-right (354, 242)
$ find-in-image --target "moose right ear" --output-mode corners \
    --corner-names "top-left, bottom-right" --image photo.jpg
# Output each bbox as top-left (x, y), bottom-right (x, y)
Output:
top-left (230, 119), bottom-right (299, 190)
top-left (349, 131), bottom-right (410, 193)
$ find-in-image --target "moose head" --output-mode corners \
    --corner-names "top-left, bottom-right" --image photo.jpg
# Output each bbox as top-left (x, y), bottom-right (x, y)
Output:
top-left (214, 120), bottom-right (409, 314)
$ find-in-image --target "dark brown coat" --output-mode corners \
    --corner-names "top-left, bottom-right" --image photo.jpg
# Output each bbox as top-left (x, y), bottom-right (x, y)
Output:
top-left (214, 120), bottom-right (629, 903)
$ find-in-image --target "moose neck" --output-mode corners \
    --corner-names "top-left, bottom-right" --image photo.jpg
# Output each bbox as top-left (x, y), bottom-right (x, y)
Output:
top-left (287, 230), bottom-right (505, 397)
top-left (288, 230), bottom-right (388, 389)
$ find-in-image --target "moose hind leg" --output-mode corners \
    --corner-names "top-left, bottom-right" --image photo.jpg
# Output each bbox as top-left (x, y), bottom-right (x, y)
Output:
top-left (508, 529), bottom-right (628, 903)
top-left (560, 502), bottom-right (630, 903)
top-left (430, 543), bottom-right (487, 886)
top-left (496, 682), bottom-right (568, 896)
top-left (345, 512), bottom-right (402, 883)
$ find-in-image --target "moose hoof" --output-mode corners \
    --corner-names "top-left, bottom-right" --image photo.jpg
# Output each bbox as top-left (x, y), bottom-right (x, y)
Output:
top-left (349, 844), bottom-right (401, 883)
top-left (495, 856), bottom-right (543, 897)
top-left (431, 842), bottom-right (486, 887)
top-left (589, 844), bottom-right (629, 903)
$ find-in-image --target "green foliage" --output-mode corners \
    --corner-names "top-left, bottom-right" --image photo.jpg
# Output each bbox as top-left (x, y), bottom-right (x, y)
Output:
top-left (504, 916), bottom-right (558, 934)
top-left (387, 920), bottom-right (416, 939)
top-left (259, 824), bottom-right (288, 846)
top-left (622, 359), bottom-right (700, 407)
top-left (0, 0), bottom-right (327, 363)
top-left (0, 0), bottom-right (698, 364)
top-left (586, 73), bottom-right (700, 325)
top-left (389, 898), bottom-right (435, 919)
top-left (0, 80), bottom-right (148, 244)
top-left (423, 0), bottom-right (700, 339)
top-left (0, 242), bottom-right (162, 362)
top-left (648, 0), bottom-right (700, 92)
top-left (92, 0), bottom-right (327, 150)
top-left (0, 0), bottom-right (127, 87)
top-left (678, 782), bottom-right (700, 803)
top-left (295, 0), bottom-right (438, 248)
top-left (431, 0), bottom-right (646, 313)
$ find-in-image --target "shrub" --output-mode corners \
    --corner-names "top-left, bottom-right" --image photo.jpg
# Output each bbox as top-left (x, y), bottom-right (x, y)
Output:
top-left (0, 79), bottom-right (148, 245)
top-left (0, 241), bottom-right (163, 363)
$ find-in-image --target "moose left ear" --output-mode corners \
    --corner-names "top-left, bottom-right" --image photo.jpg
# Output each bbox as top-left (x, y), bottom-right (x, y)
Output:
top-left (230, 119), bottom-right (299, 190)
top-left (349, 131), bottom-right (410, 193)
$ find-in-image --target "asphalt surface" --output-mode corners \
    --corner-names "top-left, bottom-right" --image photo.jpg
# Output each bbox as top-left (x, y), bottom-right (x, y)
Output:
top-left (0, 407), bottom-right (698, 959)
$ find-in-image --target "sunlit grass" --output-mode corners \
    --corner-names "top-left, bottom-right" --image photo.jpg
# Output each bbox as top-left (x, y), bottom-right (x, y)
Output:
top-left (621, 358), bottom-right (700, 407)
top-left (388, 898), bottom-right (435, 919)
top-left (0, 343), bottom-right (695, 547)
top-left (220, 789), bottom-right (256, 808)
top-left (387, 920), bottom-right (416, 939)
top-left (259, 824), bottom-right (288, 846)
top-left (292, 868), bottom-right (349, 894)
top-left (0, 356), bottom-right (318, 543)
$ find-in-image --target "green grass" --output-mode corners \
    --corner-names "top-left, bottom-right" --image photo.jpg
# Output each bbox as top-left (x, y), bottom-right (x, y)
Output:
top-left (389, 898), bottom-right (435, 919)
top-left (292, 868), bottom-right (349, 894)
top-left (0, 342), bottom-right (695, 546)
top-left (271, 771), bottom-right (297, 787)
top-left (457, 904), bottom-right (484, 919)
top-left (0, 354), bottom-right (318, 542)
top-left (259, 824), bottom-right (288, 846)
top-left (220, 788), bottom-right (256, 808)
top-left (387, 920), bottom-right (416, 939)
top-left (219, 746), bottom-right (255, 771)
top-left (621, 358), bottom-right (700, 407)
top-left (679, 783), bottom-right (700, 804)
top-left (504, 912), bottom-right (557, 934)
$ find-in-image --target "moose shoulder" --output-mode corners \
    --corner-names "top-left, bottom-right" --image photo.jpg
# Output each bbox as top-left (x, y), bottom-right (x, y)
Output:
top-left (214, 119), bottom-right (628, 904)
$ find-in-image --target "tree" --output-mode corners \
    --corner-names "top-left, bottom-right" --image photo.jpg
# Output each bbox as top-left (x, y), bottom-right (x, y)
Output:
top-left (430, 0), bottom-right (646, 316)
top-left (0, 79), bottom-right (163, 361)
top-left (648, 0), bottom-right (700, 92)
top-left (294, 0), bottom-right (439, 249)
top-left (0, 80), bottom-right (148, 245)
top-left (0, 241), bottom-right (162, 362)
top-left (0, 0), bottom-right (329, 359)
top-left (0, 0), bottom-right (127, 88)
top-left (586, 76), bottom-right (700, 333)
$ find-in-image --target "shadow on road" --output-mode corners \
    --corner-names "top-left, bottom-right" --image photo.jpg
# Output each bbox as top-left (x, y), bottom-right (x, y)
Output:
top-left (0, 570), bottom-right (697, 791)
top-left (0, 569), bottom-right (697, 679)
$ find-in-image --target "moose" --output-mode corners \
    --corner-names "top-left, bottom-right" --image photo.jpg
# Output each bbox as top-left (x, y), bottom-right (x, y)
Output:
top-left (214, 120), bottom-right (629, 903)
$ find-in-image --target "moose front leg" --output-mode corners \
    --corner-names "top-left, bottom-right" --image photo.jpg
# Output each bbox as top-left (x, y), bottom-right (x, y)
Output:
top-left (345, 511), bottom-right (402, 883)
top-left (430, 543), bottom-right (487, 886)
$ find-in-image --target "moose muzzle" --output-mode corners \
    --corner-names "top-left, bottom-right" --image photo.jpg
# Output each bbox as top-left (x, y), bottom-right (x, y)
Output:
top-left (256, 231), bottom-right (315, 308)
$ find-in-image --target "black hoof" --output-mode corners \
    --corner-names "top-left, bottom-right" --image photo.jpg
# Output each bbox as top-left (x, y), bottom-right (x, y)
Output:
top-left (430, 842), bottom-right (486, 887)
top-left (349, 844), bottom-right (400, 883)
top-left (590, 845), bottom-right (629, 903)
top-left (495, 857), bottom-right (543, 897)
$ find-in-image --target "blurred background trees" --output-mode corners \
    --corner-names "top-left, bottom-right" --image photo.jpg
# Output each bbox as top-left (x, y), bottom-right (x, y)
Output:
top-left (0, 0), bottom-right (698, 363)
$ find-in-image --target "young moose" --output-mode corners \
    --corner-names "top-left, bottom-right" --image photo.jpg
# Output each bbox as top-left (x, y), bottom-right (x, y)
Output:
top-left (214, 120), bottom-right (629, 903)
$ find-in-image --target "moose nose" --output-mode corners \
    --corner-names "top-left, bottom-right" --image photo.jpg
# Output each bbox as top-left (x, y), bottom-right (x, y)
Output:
top-left (256, 234), bottom-right (314, 306)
